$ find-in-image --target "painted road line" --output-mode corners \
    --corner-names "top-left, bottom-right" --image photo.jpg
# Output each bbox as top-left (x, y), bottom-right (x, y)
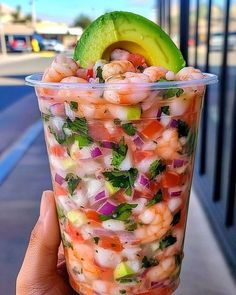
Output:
top-left (0, 119), bottom-right (43, 184)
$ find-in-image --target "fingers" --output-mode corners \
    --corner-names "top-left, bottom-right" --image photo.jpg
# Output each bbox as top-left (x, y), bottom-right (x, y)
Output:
top-left (17, 191), bottom-right (60, 287)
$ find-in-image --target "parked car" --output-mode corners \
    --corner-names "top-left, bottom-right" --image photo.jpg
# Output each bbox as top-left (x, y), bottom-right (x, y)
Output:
top-left (6, 35), bottom-right (32, 52)
top-left (41, 39), bottom-right (65, 52)
top-left (210, 32), bottom-right (236, 51)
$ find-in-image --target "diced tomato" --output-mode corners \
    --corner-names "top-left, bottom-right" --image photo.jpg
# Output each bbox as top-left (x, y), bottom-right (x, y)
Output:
top-left (49, 144), bottom-right (65, 157)
top-left (162, 171), bottom-right (181, 187)
top-left (54, 183), bottom-right (67, 196)
top-left (141, 121), bottom-right (164, 139)
top-left (98, 236), bottom-right (123, 252)
top-left (100, 268), bottom-right (114, 280)
top-left (65, 222), bottom-right (84, 242)
top-left (113, 190), bottom-right (127, 203)
top-left (86, 68), bottom-right (93, 80)
top-left (133, 150), bottom-right (154, 162)
top-left (128, 53), bottom-right (146, 67)
top-left (85, 210), bottom-right (101, 223)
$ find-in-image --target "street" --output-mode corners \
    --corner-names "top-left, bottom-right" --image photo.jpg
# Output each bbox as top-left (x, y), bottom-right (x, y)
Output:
top-left (0, 54), bottom-right (235, 295)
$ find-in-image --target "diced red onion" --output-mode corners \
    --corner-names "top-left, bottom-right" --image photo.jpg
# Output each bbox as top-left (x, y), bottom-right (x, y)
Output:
top-left (64, 102), bottom-right (75, 121)
top-left (50, 103), bottom-right (65, 116)
top-left (133, 135), bottom-right (144, 148)
top-left (168, 187), bottom-right (182, 197)
top-left (151, 281), bottom-right (165, 288)
top-left (116, 231), bottom-right (138, 244)
top-left (138, 174), bottom-right (150, 188)
top-left (90, 198), bottom-right (108, 210)
top-left (170, 191), bottom-right (182, 197)
top-left (91, 147), bottom-right (103, 158)
top-left (93, 228), bottom-right (115, 237)
top-left (95, 190), bottom-right (106, 201)
top-left (101, 140), bottom-right (116, 149)
top-left (55, 173), bottom-right (64, 185)
top-left (173, 159), bottom-right (185, 168)
top-left (156, 108), bottom-right (162, 118)
top-left (169, 119), bottom-right (178, 128)
top-left (97, 201), bottom-right (117, 215)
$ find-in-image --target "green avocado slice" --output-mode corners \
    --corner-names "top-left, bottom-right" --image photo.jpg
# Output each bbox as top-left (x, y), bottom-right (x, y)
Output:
top-left (73, 11), bottom-right (185, 73)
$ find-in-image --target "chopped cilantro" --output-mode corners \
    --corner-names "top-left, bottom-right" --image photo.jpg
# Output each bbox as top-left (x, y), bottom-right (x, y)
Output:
top-left (112, 137), bottom-right (128, 168)
top-left (161, 106), bottom-right (170, 115)
top-left (57, 206), bottom-right (65, 219)
top-left (159, 77), bottom-right (168, 82)
top-left (163, 88), bottom-right (184, 99)
top-left (146, 189), bottom-right (162, 207)
top-left (69, 101), bottom-right (78, 110)
top-left (149, 159), bottom-right (166, 179)
top-left (103, 168), bottom-right (138, 196)
top-left (119, 290), bottom-right (127, 294)
top-left (62, 233), bottom-right (73, 249)
top-left (96, 66), bottom-right (105, 83)
top-left (114, 118), bottom-right (121, 125)
top-left (93, 237), bottom-right (100, 245)
top-left (177, 120), bottom-right (189, 138)
top-left (159, 235), bottom-right (177, 250)
top-left (121, 123), bottom-right (137, 136)
top-left (185, 131), bottom-right (197, 155)
top-left (48, 126), bottom-right (66, 144)
top-left (65, 173), bottom-right (81, 195)
top-left (142, 256), bottom-right (158, 268)
top-left (42, 113), bottom-right (50, 122)
top-left (75, 134), bottom-right (93, 148)
top-left (171, 210), bottom-right (181, 226)
top-left (137, 65), bottom-right (145, 72)
top-left (117, 277), bottom-right (139, 284)
top-left (64, 117), bottom-right (89, 134)
top-left (100, 203), bottom-right (137, 221)
top-left (126, 221), bottom-right (138, 231)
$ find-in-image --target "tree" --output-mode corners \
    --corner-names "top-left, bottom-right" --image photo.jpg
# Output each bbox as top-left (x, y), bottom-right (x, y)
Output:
top-left (73, 14), bottom-right (92, 29)
top-left (11, 5), bottom-right (22, 22)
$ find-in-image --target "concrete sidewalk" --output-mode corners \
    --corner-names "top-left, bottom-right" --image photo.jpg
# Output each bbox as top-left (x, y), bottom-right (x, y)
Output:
top-left (0, 52), bottom-right (55, 66)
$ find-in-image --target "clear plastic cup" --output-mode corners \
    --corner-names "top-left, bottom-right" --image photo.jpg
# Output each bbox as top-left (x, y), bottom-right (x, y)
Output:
top-left (26, 73), bottom-right (217, 295)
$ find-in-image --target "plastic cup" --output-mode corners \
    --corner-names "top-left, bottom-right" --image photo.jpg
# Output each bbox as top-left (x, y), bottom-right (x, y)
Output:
top-left (26, 72), bottom-right (217, 295)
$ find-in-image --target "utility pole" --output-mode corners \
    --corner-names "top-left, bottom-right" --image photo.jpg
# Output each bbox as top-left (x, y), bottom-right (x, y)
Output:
top-left (0, 23), bottom-right (7, 55)
top-left (30, 0), bottom-right (36, 29)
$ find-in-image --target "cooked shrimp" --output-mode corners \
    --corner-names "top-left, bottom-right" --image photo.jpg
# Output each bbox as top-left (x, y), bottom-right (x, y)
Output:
top-left (143, 66), bottom-right (168, 82)
top-left (175, 66), bottom-right (204, 81)
top-left (42, 54), bottom-right (79, 82)
top-left (135, 202), bottom-right (173, 244)
top-left (73, 243), bottom-right (101, 281)
top-left (57, 76), bottom-right (103, 104)
top-left (102, 60), bottom-right (135, 80)
top-left (147, 256), bottom-right (176, 281)
top-left (104, 72), bottom-right (150, 104)
top-left (156, 129), bottom-right (182, 160)
top-left (110, 48), bottom-right (130, 61)
top-left (92, 280), bottom-right (118, 295)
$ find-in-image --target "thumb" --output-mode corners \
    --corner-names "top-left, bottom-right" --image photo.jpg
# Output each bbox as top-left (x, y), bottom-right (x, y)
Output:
top-left (18, 191), bottom-right (61, 282)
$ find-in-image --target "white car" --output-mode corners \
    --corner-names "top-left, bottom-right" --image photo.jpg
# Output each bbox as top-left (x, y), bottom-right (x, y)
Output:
top-left (42, 39), bottom-right (65, 52)
top-left (211, 32), bottom-right (236, 51)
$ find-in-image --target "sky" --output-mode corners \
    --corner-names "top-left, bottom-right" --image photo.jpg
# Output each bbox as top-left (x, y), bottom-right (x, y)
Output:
top-left (2, 0), bottom-right (234, 25)
top-left (1, 0), bottom-right (157, 25)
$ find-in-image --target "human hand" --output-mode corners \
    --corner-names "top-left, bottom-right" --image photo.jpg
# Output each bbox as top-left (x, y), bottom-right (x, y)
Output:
top-left (16, 191), bottom-right (76, 295)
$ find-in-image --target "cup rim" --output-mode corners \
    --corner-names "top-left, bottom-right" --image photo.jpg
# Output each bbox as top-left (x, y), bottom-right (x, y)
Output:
top-left (25, 72), bottom-right (218, 90)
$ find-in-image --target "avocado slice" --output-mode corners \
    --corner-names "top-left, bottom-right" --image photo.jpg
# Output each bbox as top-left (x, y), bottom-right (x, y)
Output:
top-left (74, 11), bottom-right (185, 73)
top-left (114, 262), bottom-right (136, 280)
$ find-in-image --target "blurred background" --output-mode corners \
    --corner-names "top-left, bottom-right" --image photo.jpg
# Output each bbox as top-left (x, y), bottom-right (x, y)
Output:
top-left (0, 0), bottom-right (235, 294)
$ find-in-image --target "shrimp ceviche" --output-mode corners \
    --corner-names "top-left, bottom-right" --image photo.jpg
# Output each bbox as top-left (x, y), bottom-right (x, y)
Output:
top-left (27, 11), bottom-right (216, 295)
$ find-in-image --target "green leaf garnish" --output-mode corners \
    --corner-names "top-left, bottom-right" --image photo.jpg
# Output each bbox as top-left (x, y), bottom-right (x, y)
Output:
top-left (96, 66), bottom-right (105, 83)
top-left (57, 205), bottom-right (65, 219)
top-left (149, 160), bottom-right (166, 179)
top-left (142, 256), bottom-right (158, 268)
top-left (163, 88), bottom-right (184, 99)
top-left (119, 290), bottom-right (127, 294)
top-left (93, 237), bottom-right (100, 244)
top-left (62, 233), bottom-right (73, 249)
top-left (99, 203), bottom-right (137, 221)
top-left (114, 118), bottom-right (121, 125)
top-left (121, 123), bottom-right (137, 136)
top-left (177, 120), bottom-right (189, 138)
top-left (103, 168), bottom-right (138, 196)
top-left (146, 189), bottom-right (162, 207)
top-left (160, 106), bottom-right (170, 115)
top-left (171, 210), bottom-right (181, 226)
top-left (65, 173), bottom-right (81, 195)
top-left (42, 113), bottom-right (50, 122)
top-left (117, 277), bottom-right (139, 284)
top-left (185, 131), bottom-right (197, 155)
top-left (159, 235), bottom-right (177, 250)
top-left (125, 221), bottom-right (138, 231)
top-left (137, 65), bottom-right (145, 72)
top-left (75, 134), bottom-right (93, 149)
top-left (112, 137), bottom-right (128, 168)
top-left (64, 117), bottom-right (89, 134)
top-left (69, 101), bottom-right (78, 110)
top-left (48, 126), bottom-right (66, 144)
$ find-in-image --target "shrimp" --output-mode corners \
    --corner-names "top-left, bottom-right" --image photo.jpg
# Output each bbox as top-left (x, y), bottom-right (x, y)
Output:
top-left (135, 202), bottom-right (173, 244)
top-left (156, 129), bottom-right (182, 160)
top-left (42, 54), bottom-right (79, 82)
top-left (57, 76), bottom-right (103, 104)
top-left (104, 72), bottom-right (150, 105)
top-left (143, 66), bottom-right (168, 82)
top-left (102, 60), bottom-right (135, 80)
top-left (92, 280), bottom-right (118, 295)
top-left (175, 66), bottom-right (204, 81)
top-left (110, 48), bottom-right (130, 61)
top-left (146, 256), bottom-right (176, 282)
top-left (73, 243), bottom-right (101, 281)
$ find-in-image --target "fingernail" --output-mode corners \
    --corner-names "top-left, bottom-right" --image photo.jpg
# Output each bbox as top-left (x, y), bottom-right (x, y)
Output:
top-left (39, 191), bottom-right (49, 220)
